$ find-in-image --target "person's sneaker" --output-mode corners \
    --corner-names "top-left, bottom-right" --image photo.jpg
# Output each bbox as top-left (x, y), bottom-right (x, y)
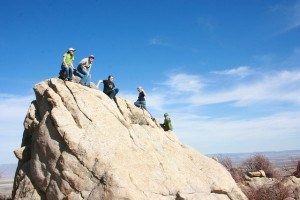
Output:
top-left (68, 78), bottom-right (72, 81)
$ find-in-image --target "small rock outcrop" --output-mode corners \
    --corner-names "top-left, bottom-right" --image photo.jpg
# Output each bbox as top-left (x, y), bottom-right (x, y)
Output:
top-left (242, 173), bottom-right (300, 199)
top-left (12, 78), bottom-right (247, 200)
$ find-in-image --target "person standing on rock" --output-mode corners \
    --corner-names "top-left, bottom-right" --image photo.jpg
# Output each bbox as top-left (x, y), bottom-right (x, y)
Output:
top-left (160, 113), bottom-right (173, 131)
top-left (97, 75), bottom-right (119, 99)
top-left (77, 55), bottom-right (94, 87)
top-left (134, 86), bottom-right (153, 119)
top-left (61, 48), bottom-right (76, 81)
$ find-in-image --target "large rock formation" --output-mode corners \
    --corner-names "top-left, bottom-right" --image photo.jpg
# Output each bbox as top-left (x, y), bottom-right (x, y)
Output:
top-left (12, 78), bottom-right (247, 200)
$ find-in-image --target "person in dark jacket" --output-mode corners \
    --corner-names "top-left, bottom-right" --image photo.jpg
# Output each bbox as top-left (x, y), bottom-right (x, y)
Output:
top-left (97, 75), bottom-right (119, 99)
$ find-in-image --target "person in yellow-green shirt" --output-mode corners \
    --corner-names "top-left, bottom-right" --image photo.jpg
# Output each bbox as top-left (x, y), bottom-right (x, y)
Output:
top-left (61, 48), bottom-right (76, 81)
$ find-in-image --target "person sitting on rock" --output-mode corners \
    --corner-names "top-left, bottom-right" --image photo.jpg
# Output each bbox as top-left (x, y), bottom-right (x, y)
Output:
top-left (97, 75), bottom-right (119, 99)
top-left (134, 86), bottom-right (153, 119)
top-left (160, 113), bottom-right (173, 131)
top-left (61, 48), bottom-right (76, 81)
top-left (77, 55), bottom-right (94, 87)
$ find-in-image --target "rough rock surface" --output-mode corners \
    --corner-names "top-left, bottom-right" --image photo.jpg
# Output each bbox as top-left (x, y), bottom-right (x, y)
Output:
top-left (12, 78), bottom-right (248, 200)
top-left (243, 175), bottom-right (300, 199)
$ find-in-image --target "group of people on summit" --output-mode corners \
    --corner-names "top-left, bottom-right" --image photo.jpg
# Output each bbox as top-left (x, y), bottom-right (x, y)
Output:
top-left (60, 47), bottom-right (173, 131)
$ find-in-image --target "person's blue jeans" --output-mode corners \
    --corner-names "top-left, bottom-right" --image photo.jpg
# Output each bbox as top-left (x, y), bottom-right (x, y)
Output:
top-left (134, 100), bottom-right (147, 110)
top-left (105, 88), bottom-right (119, 99)
top-left (134, 100), bottom-right (153, 118)
top-left (61, 65), bottom-right (73, 80)
top-left (77, 66), bottom-right (91, 86)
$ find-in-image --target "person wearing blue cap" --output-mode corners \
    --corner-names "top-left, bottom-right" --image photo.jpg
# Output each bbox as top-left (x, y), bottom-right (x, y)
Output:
top-left (161, 113), bottom-right (173, 131)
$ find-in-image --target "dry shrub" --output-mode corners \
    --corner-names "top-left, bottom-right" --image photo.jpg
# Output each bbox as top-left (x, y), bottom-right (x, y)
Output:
top-left (229, 168), bottom-right (245, 183)
top-left (244, 182), bottom-right (290, 200)
top-left (219, 157), bottom-right (245, 183)
top-left (129, 112), bottom-right (148, 125)
top-left (219, 157), bottom-right (233, 171)
top-left (242, 154), bottom-right (278, 178)
top-left (292, 161), bottom-right (300, 177)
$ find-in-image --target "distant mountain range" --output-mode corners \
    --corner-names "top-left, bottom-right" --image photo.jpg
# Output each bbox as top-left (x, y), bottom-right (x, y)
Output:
top-left (0, 164), bottom-right (17, 178)
top-left (207, 149), bottom-right (300, 168)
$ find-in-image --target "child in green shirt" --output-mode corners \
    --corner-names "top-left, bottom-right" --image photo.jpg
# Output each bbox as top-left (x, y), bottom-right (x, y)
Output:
top-left (161, 113), bottom-right (173, 131)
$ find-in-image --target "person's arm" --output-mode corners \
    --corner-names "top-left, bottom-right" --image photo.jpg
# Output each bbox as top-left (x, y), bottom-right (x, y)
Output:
top-left (70, 56), bottom-right (76, 70)
top-left (96, 80), bottom-right (103, 88)
top-left (62, 54), bottom-right (67, 66)
top-left (71, 63), bottom-right (75, 70)
top-left (167, 119), bottom-right (173, 130)
top-left (88, 63), bottom-right (92, 71)
top-left (141, 89), bottom-right (147, 97)
top-left (78, 60), bottom-right (83, 68)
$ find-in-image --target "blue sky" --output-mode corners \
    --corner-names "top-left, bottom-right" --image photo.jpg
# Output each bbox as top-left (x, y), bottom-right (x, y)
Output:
top-left (1, 0), bottom-right (300, 164)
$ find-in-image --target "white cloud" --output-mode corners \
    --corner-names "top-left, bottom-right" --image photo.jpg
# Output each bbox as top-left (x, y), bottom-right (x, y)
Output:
top-left (271, 1), bottom-right (300, 34)
top-left (282, 1), bottom-right (300, 32)
top-left (188, 70), bottom-right (300, 106)
top-left (173, 111), bottom-right (300, 154)
top-left (253, 54), bottom-right (274, 63)
top-left (163, 73), bottom-right (204, 93)
top-left (140, 69), bottom-right (300, 154)
top-left (197, 17), bottom-right (214, 30)
top-left (0, 95), bottom-right (34, 121)
top-left (0, 94), bottom-right (34, 164)
top-left (149, 37), bottom-right (169, 46)
top-left (124, 69), bottom-right (300, 115)
top-left (213, 66), bottom-right (254, 78)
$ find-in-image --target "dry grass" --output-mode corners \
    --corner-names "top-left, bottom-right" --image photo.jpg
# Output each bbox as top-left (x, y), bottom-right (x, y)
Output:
top-left (243, 182), bottom-right (290, 200)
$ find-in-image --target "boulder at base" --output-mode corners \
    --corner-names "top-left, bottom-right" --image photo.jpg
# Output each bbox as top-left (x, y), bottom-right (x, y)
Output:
top-left (12, 78), bottom-right (247, 200)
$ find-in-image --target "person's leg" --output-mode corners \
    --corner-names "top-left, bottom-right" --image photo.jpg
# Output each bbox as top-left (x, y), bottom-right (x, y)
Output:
top-left (141, 102), bottom-right (154, 118)
top-left (160, 123), bottom-right (166, 130)
top-left (78, 66), bottom-right (88, 85)
top-left (105, 91), bottom-right (113, 99)
top-left (61, 65), bottom-right (67, 80)
top-left (78, 67), bottom-right (90, 86)
top-left (141, 101), bottom-right (147, 110)
top-left (134, 101), bottom-right (142, 108)
top-left (86, 73), bottom-right (91, 86)
top-left (114, 88), bottom-right (119, 95)
top-left (67, 66), bottom-right (73, 80)
top-left (112, 88), bottom-right (119, 99)
top-left (65, 66), bottom-right (71, 79)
